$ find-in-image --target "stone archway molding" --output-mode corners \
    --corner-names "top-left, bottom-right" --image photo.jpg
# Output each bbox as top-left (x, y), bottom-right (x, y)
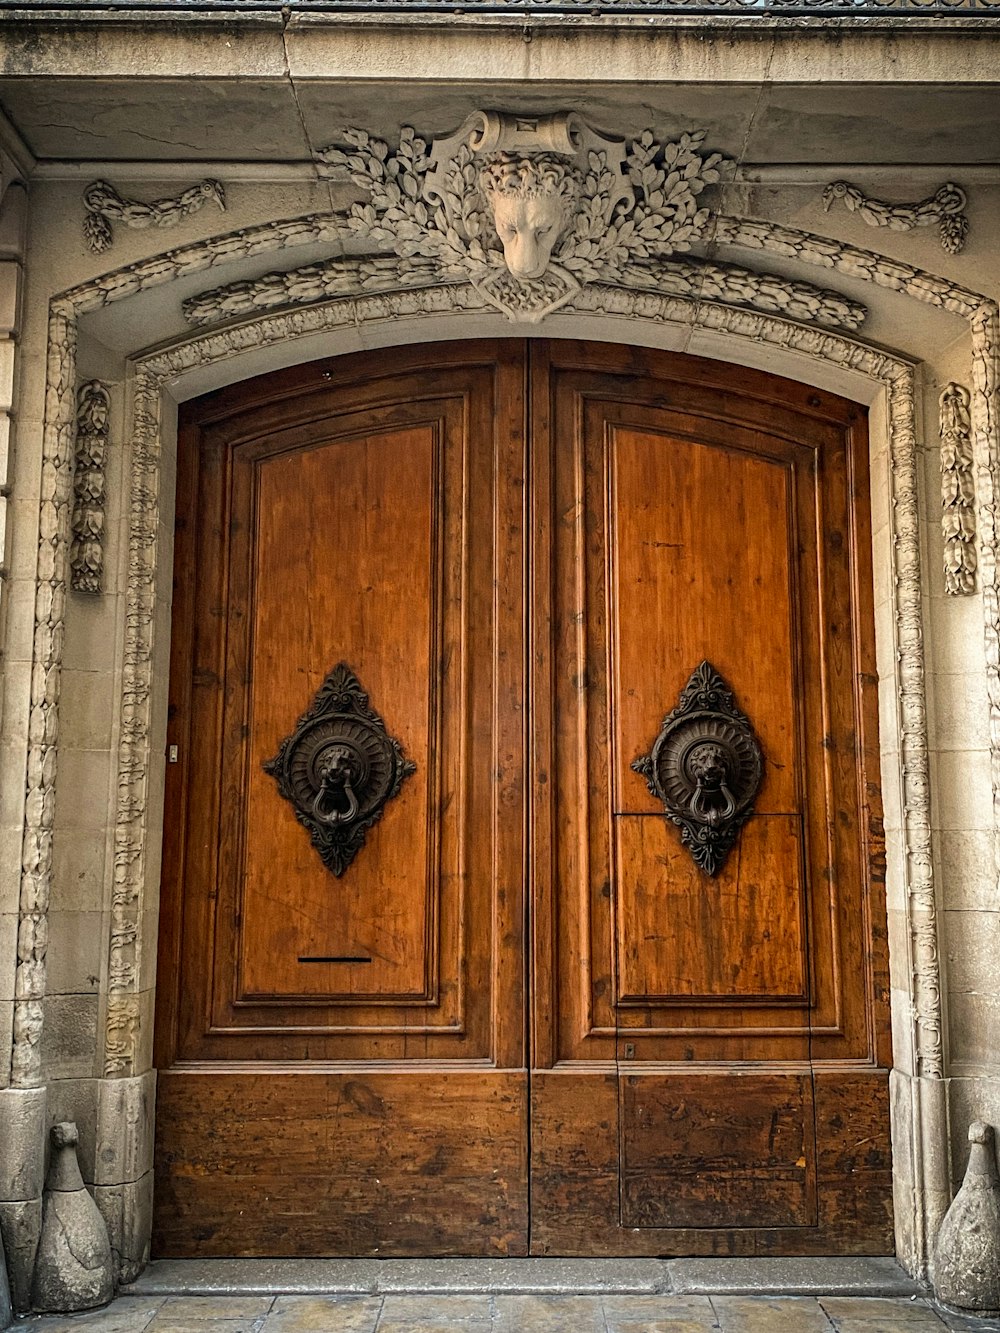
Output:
top-left (7, 188), bottom-right (999, 1289)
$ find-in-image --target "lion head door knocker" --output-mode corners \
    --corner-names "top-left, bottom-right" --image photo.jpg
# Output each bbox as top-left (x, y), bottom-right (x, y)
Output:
top-left (264, 663), bottom-right (416, 877)
top-left (632, 661), bottom-right (764, 876)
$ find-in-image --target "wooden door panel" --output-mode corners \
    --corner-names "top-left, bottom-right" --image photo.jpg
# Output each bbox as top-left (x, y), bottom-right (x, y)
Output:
top-left (153, 1070), bottom-right (528, 1257)
top-left (620, 1072), bottom-right (817, 1230)
top-left (530, 341), bottom-right (891, 1256)
top-left (237, 423), bottom-right (441, 1003)
top-left (614, 815), bottom-right (806, 1004)
top-left (155, 344), bottom-right (528, 1255)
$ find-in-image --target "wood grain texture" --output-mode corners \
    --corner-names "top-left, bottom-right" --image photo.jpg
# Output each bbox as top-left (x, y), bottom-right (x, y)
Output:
top-left (154, 1070), bottom-right (528, 1256)
top-left (156, 340), bottom-right (891, 1258)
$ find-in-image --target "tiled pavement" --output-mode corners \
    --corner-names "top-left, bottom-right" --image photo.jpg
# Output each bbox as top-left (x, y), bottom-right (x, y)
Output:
top-left (12, 1294), bottom-right (1000, 1332)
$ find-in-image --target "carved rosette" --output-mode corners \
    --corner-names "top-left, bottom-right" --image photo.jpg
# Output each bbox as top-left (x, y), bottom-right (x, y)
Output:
top-left (632, 662), bottom-right (764, 876)
top-left (264, 663), bottom-right (416, 877)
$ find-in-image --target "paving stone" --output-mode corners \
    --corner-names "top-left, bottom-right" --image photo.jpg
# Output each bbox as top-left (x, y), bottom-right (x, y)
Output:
top-left (492, 1293), bottom-right (608, 1332)
top-left (157, 1296), bottom-right (276, 1319)
top-left (819, 1295), bottom-right (945, 1325)
top-left (711, 1295), bottom-right (836, 1331)
top-left (376, 1293), bottom-right (492, 1323)
top-left (22, 1296), bottom-right (164, 1331)
top-left (144, 1320), bottom-right (268, 1333)
top-left (602, 1294), bottom-right (720, 1330)
top-left (264, 1295), bottom-right (383, 1331)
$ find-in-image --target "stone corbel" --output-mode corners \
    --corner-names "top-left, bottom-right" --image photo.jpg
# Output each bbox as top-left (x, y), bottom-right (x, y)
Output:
top-left (70, 381), bottom-right (111, 594)
top-left (823, 180), bottom-right (969, 255)
top-left (940, 382), bottom-right (977, 595)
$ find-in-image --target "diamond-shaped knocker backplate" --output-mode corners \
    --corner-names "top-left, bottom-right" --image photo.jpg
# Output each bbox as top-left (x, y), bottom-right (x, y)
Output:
top-left (263, 663), bottom-right (416, 877)
top-left (632, 661), bottom-right (764, 877)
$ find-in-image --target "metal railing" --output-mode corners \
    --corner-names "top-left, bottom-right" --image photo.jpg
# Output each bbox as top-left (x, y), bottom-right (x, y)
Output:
top-left (3, 0), bottom-right (1000, 12)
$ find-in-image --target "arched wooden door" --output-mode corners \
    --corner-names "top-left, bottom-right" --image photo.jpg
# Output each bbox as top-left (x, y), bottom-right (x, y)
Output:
top-left (153, 340), bottom-right (892, 1257)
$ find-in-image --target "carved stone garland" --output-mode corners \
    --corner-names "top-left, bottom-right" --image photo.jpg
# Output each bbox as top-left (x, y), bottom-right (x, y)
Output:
top-left (69, 381), bottom-right (111, 594)
top-left (823, 180), bottom-right (969, 256)
top-left (83, 178), bottom-right (226, 254)
top-left (940, 382), bottom-right (977, 596)
top-left (182, 111), bottom-right (865, 333)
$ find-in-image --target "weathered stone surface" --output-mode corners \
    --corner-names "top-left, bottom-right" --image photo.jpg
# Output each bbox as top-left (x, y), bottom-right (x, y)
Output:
top-left (932, 1120), bottom-right (1000, 1315)
top-left (31, 1123), bottom-right (114, 1315)
top-left (0, 1197), bottom-right (41, 1313)
top-left (0, 1222), bottom-right (12, 1331)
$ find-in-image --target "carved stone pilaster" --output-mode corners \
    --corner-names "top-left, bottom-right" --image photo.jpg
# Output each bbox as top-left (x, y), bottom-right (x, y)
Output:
top-left (70, 381), bottom-right (111, 595)
top-left (940, 383), bottom-right (976, 596)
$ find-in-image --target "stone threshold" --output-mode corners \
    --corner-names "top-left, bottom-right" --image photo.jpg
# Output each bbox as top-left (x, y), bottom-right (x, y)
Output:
top-left (125, 1256), bottom-right (923, 1298)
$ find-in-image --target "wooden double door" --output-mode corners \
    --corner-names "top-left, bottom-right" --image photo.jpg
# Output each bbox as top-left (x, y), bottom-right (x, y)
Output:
top-left (154, 340), bottom-right (892, 1257)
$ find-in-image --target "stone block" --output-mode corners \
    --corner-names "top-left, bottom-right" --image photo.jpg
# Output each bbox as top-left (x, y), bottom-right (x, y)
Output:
top-left (95, 1172), bottom-right (152, 1285)
top-left (41, 993), bottom-right (99, 1082)
top-left (44, 911), bottom-right (105, 996)
top-left (51, 826), bottom-right (109, 915)
top-left (936, 827), bottom-right (996, 914)
top-left (944, 909), bottom-right (1000, 1002)
top-left (933, 749), bottom-right (994, 834)
top-left (96, 1072), bottom-right (155, 1186)
top-left (0, 1085), bottom-right (46, 1200)
top-left (930, 672), bottom-right (991, 753)
top-left (0, 912), bottom-right (15, 997)
top-left (0, 1197), bottom-right (40, 1312)
top-left (57, 671), bottom-right (116, 753)
top-left (0, 1002), bottom-right (11, 1091)
top-left (949, 992), bottom-right (1000, 1072)
top-left (51, 749), bottom-right (114, 833)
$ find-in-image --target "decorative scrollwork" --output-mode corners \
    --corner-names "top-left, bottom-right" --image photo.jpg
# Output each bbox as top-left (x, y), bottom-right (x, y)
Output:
top-left (264, 663), bottom-right (416, 877)
top-left (632, 661), bottom-right (764, 876)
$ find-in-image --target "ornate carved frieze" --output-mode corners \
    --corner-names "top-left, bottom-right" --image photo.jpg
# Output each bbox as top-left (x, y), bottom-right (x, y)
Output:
top-left (822, 180), bottom-right (969, 255)
top-left (83, 178), bottom-right (226, 254)
top-left (940, 382), bottom-right (977, 596)
top-left (264, 663), bottom-right (416, 877)
top-left (180, 110), bottom-right (873, 333)
top-left (69, 381), bottom-right (111, 594)
top-left (632, 662), bottom-right (764, 876)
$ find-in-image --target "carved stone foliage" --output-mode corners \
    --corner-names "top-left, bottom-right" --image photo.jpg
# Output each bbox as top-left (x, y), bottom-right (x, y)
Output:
top-left (264, 663), bottom-right (416, 877)
top-left (822, 180), bottom-right (969, 255)
top-left (182, 110), bottom-right (872, 333)
top-left (315, 110), bottom-right (729, 322)
top-left (632, 662), bottom-right (764, 876)
top-left (69, 381), bottom-right (111, 594)
top-left (940, 382), bottom-right (977, 596)
top-left (83, 178), bottom-right (226, 254)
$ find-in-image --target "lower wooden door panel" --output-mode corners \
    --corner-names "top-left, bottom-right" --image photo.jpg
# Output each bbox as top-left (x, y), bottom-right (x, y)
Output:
top-left (153, 1071), bottom-right (528, 1256)
top-left (154, 340), bottom-right (892, 1257)
top-left (529, 1068), bottom-right (892, 1255)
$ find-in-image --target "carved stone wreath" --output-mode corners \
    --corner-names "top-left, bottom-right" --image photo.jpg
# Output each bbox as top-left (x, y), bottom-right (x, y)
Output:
top-left (264, 663), bottom-right (416, 877)
top-left (632, 661), bottom-right (764, 876)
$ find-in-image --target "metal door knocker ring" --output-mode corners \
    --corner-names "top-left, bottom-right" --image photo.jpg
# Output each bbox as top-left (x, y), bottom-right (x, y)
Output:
top-left (311, 744), bottom-right (363, 826)
top-left (686, 740), bottom-right (738, 828)
top-left (264, 663), bottom-right (416, 877)
top-left (632, 661), bottom-right (764, 876)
